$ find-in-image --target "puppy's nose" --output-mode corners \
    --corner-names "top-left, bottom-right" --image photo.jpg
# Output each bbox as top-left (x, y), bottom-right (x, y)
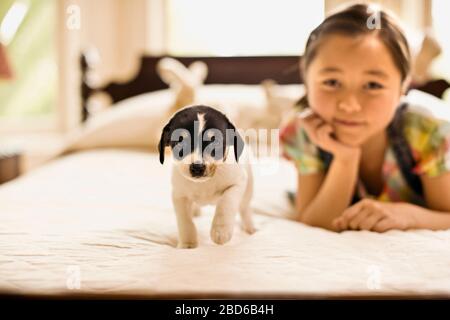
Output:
top-left (189, 163), bottom-right (206, 177)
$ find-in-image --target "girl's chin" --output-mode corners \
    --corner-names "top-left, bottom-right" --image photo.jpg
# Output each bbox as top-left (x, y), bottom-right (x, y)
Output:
top-left (335, 131), bottom-right (367, 147)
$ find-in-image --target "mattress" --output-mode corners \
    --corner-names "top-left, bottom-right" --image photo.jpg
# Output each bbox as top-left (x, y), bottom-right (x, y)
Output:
top-left (1, 149), bottom-right (450, 298)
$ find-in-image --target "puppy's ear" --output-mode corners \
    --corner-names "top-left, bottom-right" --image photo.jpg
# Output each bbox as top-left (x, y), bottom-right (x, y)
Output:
top-left (158, 122), bottom-right (172, 164)
top-left (226, 120), bottom-right (244, 162)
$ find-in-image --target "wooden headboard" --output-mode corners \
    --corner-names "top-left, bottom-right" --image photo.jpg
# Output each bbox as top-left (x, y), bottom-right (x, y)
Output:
top-left (80, 53), bottom-right (302, 122)
top-left (80, 52), bottom-right (450, 123)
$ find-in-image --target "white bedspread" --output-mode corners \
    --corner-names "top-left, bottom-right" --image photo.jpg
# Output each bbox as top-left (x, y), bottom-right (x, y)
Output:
top-left (1, 149), bottom-right (450, 298)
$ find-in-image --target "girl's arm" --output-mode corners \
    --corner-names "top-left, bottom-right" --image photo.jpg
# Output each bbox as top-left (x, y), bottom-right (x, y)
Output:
top-left (414, 171), bottom-right (450, 230)
top-left (411, 204), bottom-right (450, 230)
top-left (294, 110), bottom-right (363, 231)
top-left (422, 172), bottom-right (450, 212)
top-left (298, 150), bottom-right (361, 231)
top-left (295, 172), bottom-right (324, 214)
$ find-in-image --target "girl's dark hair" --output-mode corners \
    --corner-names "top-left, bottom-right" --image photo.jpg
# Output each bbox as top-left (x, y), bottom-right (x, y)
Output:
top-left (298, 3), bottom-right (411, 108)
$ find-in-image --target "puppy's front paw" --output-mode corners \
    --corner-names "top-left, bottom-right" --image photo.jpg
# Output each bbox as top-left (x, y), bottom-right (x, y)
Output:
top-left (177, 241), bottom-right (198, 249)
top-left (242, 222), bottom-right (256, 235)
top-left (210, 224), bottom-right (233, 245)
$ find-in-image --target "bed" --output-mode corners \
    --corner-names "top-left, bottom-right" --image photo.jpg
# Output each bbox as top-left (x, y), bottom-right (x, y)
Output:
top-left (1, 54), bottom-right (450, 299)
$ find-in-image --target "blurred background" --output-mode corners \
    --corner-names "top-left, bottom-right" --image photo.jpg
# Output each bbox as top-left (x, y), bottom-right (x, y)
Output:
top-left (0, 0), bottom-right (449, 174)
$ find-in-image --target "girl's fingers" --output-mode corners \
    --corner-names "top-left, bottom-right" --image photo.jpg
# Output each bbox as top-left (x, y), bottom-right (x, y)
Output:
top-left (302, 118), bottom-right (335, 151)
top-left (298, 112), bottom-right (338, 152)
top-left (348, 207), bottom-right (371, 230)
top-left (332, 217), bottom-right (344, 232)
top-left (297, 108), bottom-right (314, 120)
top-left (338, 200), bottom-right (390, 232)
top-left (359, 210), bottom-right (385, 231)
top-left (331, 218), bottom-right (339, 230)
top-left (341, 201), bottom-right (364, 222)
top-left (316, 124), bottom-right (338, 147)
top-left (300, 115), bottom-right (323, 130)
top-left (372, 218), bottom-right (394, 233)
top-left (338, 206), bottom-right (362, 230)
top-left (339, 199), bottom-right (372, 230)
top-left (298, 109), bottom-right (325, 130)
top-left (297, 109), bottom-right (317, 125)
top-left (310, 117), bottom-right (325, 129)
top-left (336, 218), bottom-right (348, 232)
top-left (316, 123), bottom-right (333, 140)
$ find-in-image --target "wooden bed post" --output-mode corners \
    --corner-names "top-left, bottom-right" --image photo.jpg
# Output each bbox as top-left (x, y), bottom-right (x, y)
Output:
top-left (80, 48), bottom-right (103, 123)
top-left (80, 52), bottom-right (90, 123)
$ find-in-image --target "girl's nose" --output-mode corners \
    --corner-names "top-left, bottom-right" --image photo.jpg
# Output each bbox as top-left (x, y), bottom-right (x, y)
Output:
top-left (337, 95), bottom-right (361, 113)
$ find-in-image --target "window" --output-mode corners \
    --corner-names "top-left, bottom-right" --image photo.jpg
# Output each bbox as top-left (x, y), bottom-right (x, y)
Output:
top-left (167, 0), bottom-right (325, 56)
top-left (0, 0), bottom-right (57, 123)
top-left (431, 0), bottom-right (450, 80)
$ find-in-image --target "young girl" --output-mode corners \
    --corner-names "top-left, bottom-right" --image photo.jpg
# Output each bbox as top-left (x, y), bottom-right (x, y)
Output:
top-left (280, 3), bottom-right (450, 232)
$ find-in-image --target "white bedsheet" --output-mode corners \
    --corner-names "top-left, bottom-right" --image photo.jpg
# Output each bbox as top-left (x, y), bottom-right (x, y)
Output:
top-left (1, 149), bottom-right (450, 297)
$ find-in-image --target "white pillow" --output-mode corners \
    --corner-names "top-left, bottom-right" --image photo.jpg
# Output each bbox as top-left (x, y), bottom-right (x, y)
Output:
top-left (404, 89), bottom-right (450, 122)
top-left (61, 84), bottom-right (305, 153)
top-left (64, 89), bottom-right (174, 153)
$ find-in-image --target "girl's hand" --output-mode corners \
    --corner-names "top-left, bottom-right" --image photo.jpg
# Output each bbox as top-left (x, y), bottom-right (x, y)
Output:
top-left (297, 109), bottom-right (361, 161)
top-left (332, 199), bottom-right (418, 232)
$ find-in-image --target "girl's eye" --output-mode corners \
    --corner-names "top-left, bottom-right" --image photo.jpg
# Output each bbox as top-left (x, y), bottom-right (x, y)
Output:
top-left (365, 81), bottom-right (384, 90)
top-left (322, 79), bottom-right (340, 88)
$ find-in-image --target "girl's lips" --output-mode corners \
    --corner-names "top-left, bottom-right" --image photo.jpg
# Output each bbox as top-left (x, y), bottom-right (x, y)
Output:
top-left (333, 118), bottom-right (367, 127)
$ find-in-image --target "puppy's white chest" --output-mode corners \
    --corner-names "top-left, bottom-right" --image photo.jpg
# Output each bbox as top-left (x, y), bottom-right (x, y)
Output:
top-left (189, 186), bottom-right (222, 205)
top-left (179, 179), bottom-right (228, 205)
top-left (171, 165), bottom-right (245, 206)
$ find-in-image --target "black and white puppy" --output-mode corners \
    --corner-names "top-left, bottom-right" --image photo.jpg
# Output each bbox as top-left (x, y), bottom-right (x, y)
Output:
top-left (158, 105), bottom-right (255, 248)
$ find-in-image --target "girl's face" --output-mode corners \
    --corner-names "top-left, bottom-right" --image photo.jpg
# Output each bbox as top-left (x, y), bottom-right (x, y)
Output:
top-left (304, 34), bottom-right (405, 147)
